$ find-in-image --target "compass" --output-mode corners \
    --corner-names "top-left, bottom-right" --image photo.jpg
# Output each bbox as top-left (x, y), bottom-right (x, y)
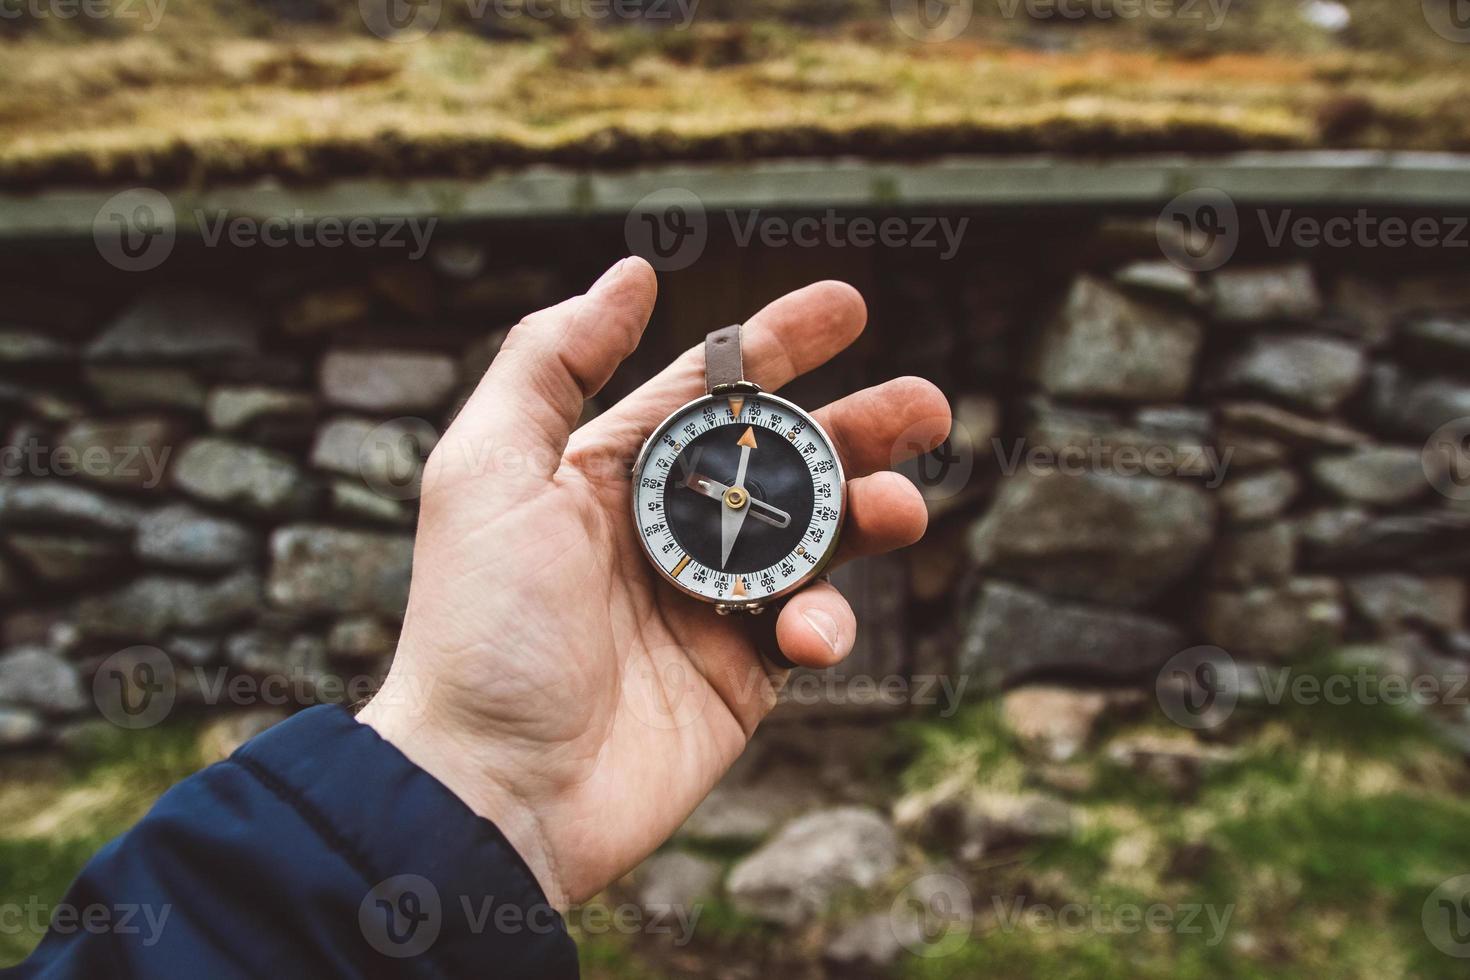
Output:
top-left (631, 324), bottom-right (846, 618)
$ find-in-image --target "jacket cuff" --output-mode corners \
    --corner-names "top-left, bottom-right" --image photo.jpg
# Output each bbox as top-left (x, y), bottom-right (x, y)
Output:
top-left (234, 704), bottom-right (579, 978)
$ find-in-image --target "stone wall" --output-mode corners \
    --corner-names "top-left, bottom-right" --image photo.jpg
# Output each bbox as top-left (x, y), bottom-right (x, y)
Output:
top-left (0, 210), bottom-right (1468, 744)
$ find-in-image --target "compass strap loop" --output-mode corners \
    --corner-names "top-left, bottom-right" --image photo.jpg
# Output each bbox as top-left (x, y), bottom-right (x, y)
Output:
top-left (704, 323), bottom-right (746, 393)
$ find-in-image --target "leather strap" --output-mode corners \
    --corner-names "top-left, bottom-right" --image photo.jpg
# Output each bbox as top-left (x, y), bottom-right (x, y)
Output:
top-left (704, 324), bottom-right (746, 393)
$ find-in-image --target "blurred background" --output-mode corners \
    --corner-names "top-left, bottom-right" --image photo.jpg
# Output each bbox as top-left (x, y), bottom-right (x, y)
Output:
top-left (3, 1), bottom-right (1470, 976)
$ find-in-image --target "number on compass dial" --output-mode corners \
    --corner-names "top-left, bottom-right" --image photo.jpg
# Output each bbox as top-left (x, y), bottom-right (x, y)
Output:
top-left (633, 391), bottom-right (844, 606)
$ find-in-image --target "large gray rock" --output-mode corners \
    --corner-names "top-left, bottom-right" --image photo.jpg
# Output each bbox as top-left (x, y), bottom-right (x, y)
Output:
top-left (1344, 574), bottom-right (1465, 634)
top-left (1200, 578), bottom-right (1346, 659)
top-left (173, 438), bottom-right (311, 516)
top-left (1218, 468), bottom-right (1299, 525)
top-left (1299, 509), bottom-right (1470, 571)
top-left (267, 525), bottom-right (413, 618)
top-left (1031, 276), bottom-right (1202, 402)
top-left (1023, 400), bottom-right (1219, 481)
top-left (310, 416), bottom-right (437, 491)
top-left (55, 417), bottom-right (180, 491)
top-left (136, 503), bottom-right (258, 570)
top-left (1210, 522), bottom-right (1296, 587)
top-left (970, 469), bottom-right (1215, 607)
top-left (634, 852), bottom-right (721, 914)
top-left (74, 572), bottom-right (260, 640)
top-left (960, 581), bottom-right (1186, 688)
top-left (87, 289), bottom-right (263, 361)
top-left (1217, 401), bottom-right (1367, 450)
top-left (1369, 366), bottom-right (1470, 440)
top-left (206, 386), bottom-right (317, 433)
top-left (0, 706), bottom-right (45, 747)
top-left (1218, 334), bottom-right (1365, 413)
top-left (727, 807), bottom-right (900, 925)
top-left (1210, 264), bottom-right (1321, 323)
top-left (0, 481), bottom-right (144, 533)
top-left (84, 366), bottom-right (207, 411)
top-left (319, 350), bottom-right (459, 413)
top-left (0, 646), bottom-right (87, 714)
top-left (5, 534), bottom-right (129, 586)
top-left (1311, 447), bottom-right (1432, 507)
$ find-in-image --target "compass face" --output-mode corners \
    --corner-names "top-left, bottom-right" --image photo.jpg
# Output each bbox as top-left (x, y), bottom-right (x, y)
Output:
top-left (632, 391), bottom-right (845, 607)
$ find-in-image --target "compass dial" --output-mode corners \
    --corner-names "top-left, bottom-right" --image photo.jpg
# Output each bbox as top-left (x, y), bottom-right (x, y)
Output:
top-left (632, 391), bottom-right (845, 607)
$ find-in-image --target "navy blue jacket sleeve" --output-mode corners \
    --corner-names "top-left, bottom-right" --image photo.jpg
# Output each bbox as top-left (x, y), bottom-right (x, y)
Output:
top-left (12, 705), bottom-right (580, 980)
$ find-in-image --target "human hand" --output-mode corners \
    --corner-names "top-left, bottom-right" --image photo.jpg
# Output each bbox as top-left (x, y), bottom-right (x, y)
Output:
top-left (357, 258), bottom-right (951, 908)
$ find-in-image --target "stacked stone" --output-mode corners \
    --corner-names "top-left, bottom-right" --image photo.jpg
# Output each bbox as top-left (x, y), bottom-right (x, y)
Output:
top-left (959, 260), bottom-right (1470, 695)
top-left (0, 261), bottom-right (556, 745)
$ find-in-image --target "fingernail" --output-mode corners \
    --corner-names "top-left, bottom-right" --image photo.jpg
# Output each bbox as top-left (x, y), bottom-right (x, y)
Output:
top-left (802, 608), bottom-right (840, 655)
top-left (591, 257), bottom-right (629, 292)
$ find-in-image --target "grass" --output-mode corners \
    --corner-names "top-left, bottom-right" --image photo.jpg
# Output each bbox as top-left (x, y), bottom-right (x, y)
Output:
top-left (3, 1), bottom-right (1470, 187)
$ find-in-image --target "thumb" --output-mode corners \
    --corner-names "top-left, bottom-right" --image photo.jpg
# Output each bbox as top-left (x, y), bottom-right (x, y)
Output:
top-left (448, 256), bottom-right (658, 485)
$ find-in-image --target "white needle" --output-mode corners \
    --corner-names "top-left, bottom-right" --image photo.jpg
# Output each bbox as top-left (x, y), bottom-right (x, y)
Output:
top-left (685, 472), bottom-right (790, 528)
top-left (720, 428), bottom-right (757, 569)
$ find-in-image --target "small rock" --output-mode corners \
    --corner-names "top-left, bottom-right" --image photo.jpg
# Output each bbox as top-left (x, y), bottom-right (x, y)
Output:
top-left (960, 581), bottom-right (1185, 688)
top-left (1217, 401), bottom-right (1367, 449)
top-left (87, 288), bottom-right (263, 361)
top-left (1300, 509), bottom-right (1470, 571)
top-left (197, 708), bottom-right (290, 765)
top-left (1210, 523), bottom-right (1296, 587)
top-left (1402, 314), bottom-right (1470, 366)
top-left (164, 634), bottom-right (221, 666)
top-left (0, 646), bottom-right (87, 714)
top-left (0, 481), bottom-right (144, 533)
top-left (1000, 686), bottom-right (1113, 762)
top-left (5, 533), bottom-right (129, 586)
top-left (1345, 574), bottom-right (1465, 634)
top-left (280, 285), bottom-right (372, 336)
top-left (1215, 427), bottom-right (1290, 470)
top-left (1024, 400), bottom-right (1218, 481)
top-left (327, 616), bottom-right (398, 660)
top-left (1210, 264), bottom-right (1321, 323)
top-left (173, 438), bottom-right (312, 517)
top-left (73, 571), bottom-right (260, 640)
top-left (1105, 733), bottom-right (1239, 792)
top-left (896, 785), bottom-right (1074, 861)
top-left (1113, 260), bottom-right (1202, 301)
top-left (327, 480), bottom-right (416, 526)
top-left (136, 503), bottom-right (257, 570)
top-left (310, 416), bottom-right (437, 492)
top-left (206, 386), bottom-right (317, 433)
top-left (1200, 577), bottom-right (1346, 659)
top-left (0, 330), bottom-right (73, 363)
top-left (319, 350), bottom-right (459, 413)
top-left (1218, 468), bottom-right (1300, 524)
top-left (970, 469), bottom-right (1215, 607)
top-left (679, 772), bottom-right (828, 844)
top-left (225, 630), bottom-right (329, 685)
top-left (1030, 276), bottom-right (1203, 402)
top-left (1327, 276), bottom-right (1395, 348)
top-left (1369, 366), bottom-right (1470, 440)
top-left (1311, 447), bottom-right (1433, 507)
top-left (825, 912), bottom-right (911, 970)
top-left (0, 706), bottom-right (46, 747)
top-left (1217, 334), bottom-right (1365, 413)
top-left (1295, 507), bottom-right (1372, 558)
top-left (55, 417), bottom-right (180, 490)
top-left (267, 525), bottom-right (413, 618)
top-left (727, 807), bottom-right (900, 925)
top-left (84, 366), bottom-right (207, 412)
top-left (635, 852), bottom-right (720, 914)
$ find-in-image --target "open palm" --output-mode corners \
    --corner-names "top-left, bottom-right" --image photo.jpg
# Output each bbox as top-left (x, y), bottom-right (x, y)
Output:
top-left (358, 258), bottom-right (950, 906)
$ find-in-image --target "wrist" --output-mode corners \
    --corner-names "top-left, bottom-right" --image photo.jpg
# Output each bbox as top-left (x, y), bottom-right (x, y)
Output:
top-left (356, 681), bottom-right (569, 910)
